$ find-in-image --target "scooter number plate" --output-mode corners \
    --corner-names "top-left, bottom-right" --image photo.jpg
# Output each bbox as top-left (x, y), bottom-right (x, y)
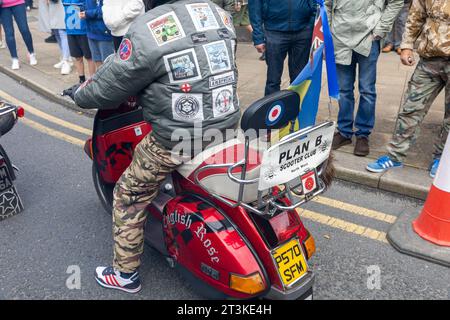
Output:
top-left (272, 239), bottom-right (308, 287)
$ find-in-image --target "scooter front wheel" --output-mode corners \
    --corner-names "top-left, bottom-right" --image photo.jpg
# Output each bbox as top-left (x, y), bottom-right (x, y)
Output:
top-left (92, 163), bottom-right (114, 215)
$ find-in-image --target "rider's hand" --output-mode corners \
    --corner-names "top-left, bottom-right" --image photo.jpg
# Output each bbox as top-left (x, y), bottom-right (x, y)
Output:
top-left (255, 44), bottom-right (266, 54)
top-left (62, 83), bottom-right (82, 101)
top-left (400, 49), bottom-right (415, 66)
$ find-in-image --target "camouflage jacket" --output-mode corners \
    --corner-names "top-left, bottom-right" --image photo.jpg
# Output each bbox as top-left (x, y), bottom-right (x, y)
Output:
top-left (401, 0), bottom-right (450, 58)
top-left (75, 0), bottom-right (240, 149)
top-left (210, 0), bottom-right (234, 12)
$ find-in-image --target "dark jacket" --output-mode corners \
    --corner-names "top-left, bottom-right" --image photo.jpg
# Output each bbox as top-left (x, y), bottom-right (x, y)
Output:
top-left (75, 0), bottom-right (241, 149)
top-left (84, 0), bottom-right (112, 41)
top-left (248, 0), bottom-right (317, 45)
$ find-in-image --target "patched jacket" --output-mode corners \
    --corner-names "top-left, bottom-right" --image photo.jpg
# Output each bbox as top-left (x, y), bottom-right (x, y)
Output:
top-left (75, 0), bottom-right (240, 149)
top-left (325, 0), bottom-right (404, 65)
top-left (401, 0), bottom-right (450, 58)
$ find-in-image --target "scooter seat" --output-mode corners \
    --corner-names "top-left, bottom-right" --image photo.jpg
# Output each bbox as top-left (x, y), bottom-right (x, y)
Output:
top-left (176, 138), bottom-right (263, 203)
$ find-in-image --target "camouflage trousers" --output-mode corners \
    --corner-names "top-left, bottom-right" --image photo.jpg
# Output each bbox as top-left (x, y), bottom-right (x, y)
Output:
top-left (387, 57), bottom-right (450, 163)
top-left (112, 134), bottom-right (182, 273)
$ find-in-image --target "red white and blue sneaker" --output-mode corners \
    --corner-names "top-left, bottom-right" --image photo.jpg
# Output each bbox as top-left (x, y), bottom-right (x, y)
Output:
top-left (366, 155), bottom-right (403, 173)
top-left (95, 266), bottom-right (141, 293)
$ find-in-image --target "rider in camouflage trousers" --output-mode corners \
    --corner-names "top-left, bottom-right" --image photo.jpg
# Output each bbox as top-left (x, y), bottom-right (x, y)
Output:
top-left (367, 0), bottom-right (450, 177)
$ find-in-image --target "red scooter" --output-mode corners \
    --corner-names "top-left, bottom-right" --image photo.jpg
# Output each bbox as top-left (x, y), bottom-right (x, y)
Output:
top-left (83, 90), bottom-right (335, 299)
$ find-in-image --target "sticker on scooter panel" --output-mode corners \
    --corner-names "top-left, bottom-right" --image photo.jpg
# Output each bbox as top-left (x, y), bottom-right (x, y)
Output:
top-left (266, 101), bottom-right (285, 126)
top-left (172, 93), bottom-right (204, 122)
top-left (186, 3), bottom-right (220, 32)
top-left (147, 12), bottom-right (186, 46)
top-left (272, 239), bottom-right (308, 287)
top-left (301, 170), bottom-right (318, 195)
top-left (118, 38), bottom-right (132, 61)
top-left (134, 126), bottom-right (143, 137)
top-left (258, 123), bottom-right (335, 190)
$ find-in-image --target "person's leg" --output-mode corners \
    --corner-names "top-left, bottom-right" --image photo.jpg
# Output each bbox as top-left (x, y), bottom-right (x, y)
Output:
top-left (87, 37), bottom-right (103, 69)
top-left (336, 58), bottom-right (357, 139)
top-left (354, 40), bottom-right (381, 138)
top-left (432, 60), bottom-right (450, 160)
top-left (264, 30), bottom-right (290, 96)
top-left (387, 58), bottom-right (445, 162)
top-left (11, 3), bottom-right (34, 54)
top-left (77, 34), bottom-right (95, 76)
top-left (57, 30), bottom-right (71, 61)
top-left (1, 7), bottom-right (18, 58)
top-left (112, 134), bottom-right (182, 273)
top-left (98, 40), bottom-right (114, 63)
top-left (68, 34), bottom-right (84, 80)
top-left (288, 27), bottom-right (313, 84)
top-left (393, 3), bottom-right (410, 50)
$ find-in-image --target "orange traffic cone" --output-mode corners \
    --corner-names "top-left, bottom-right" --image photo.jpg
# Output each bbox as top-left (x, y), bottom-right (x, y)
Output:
top-left (413, 134), bottom-right (450, 246)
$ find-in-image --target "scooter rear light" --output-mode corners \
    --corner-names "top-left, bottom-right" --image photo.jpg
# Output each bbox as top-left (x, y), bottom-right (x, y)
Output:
top-left (229, 272), bottom-right (265, 295)
top-left (16, 107), bottom-right (25, 118)
top-left (269, 210), bottom-right (301, 244)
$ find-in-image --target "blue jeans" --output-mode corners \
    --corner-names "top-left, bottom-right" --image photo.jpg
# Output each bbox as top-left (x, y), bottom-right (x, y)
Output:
top-left (264, 27), bottom-right (313, 96)
top-left (88, 38), bottom-right (114, 62)
top-left (336, 40), bottom-right (381, 138)
top-left (0, 3), bottom-right (34, 59)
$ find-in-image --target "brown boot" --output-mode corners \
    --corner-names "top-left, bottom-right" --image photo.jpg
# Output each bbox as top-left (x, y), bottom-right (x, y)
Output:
top-left (332, 132), bottom-right (352, 150)
top-left (382, 44), bottom-right (394, 53)
top-left (354, 136), bottom-right (370, 157)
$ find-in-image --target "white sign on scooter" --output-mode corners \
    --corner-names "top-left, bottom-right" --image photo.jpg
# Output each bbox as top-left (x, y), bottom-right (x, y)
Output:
top-left (258, 123), bottom-right (335, 191)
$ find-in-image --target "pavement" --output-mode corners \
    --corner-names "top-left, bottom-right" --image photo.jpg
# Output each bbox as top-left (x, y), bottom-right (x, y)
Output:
top-left (0, 8), bottom-right (446, 200)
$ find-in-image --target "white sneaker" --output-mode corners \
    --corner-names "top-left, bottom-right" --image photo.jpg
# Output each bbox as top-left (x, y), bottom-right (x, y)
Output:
top-left (61, 60), bottom-right (72, 75)
top-left (11, 59), bottom-right (20, 70)
top-left (0, 41), bottom-right (6, 49)
top-left (54, 60), bottom-right (64, 69)
top-left (29, 53), bottom-right (37, 66)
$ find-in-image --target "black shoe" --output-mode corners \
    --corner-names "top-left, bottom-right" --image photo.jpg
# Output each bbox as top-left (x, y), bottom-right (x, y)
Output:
top-left (45, 34), bottom-right (57, 43)
top-left (354, 136), bottom-right (370, 157)
top-left (332, 132), bottom-right (352, 150)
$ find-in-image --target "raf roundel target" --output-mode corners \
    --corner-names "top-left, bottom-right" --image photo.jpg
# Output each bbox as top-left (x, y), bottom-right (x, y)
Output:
top-left (266, 102), bottom-right (285, 126)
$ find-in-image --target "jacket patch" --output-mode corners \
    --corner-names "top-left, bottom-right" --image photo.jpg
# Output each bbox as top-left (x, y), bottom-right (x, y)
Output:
top-left (217, 28), bottom-right (230, 39)
top-left (186, 3), bottom-right (220, 32)
top-left (191, 32), bottom-right (208, 44)
top-left (216, 7), bottom-right (234, 33)
top-left (147, 11), bottom-right (186, 46)
top-left (118, 38), bottom-right (132, 61)
top-left (180, 83), bottom-right (192, 93)
top-left (212, 85), bottom-right (234, 118)
top-left (203, 40), bottom-right (231, 74)
top-left (172, 93), bottom-right (204, 122)
top-left (163, 48), bottom-right (202, 84)
top-left (208, 71), bottom-right (235, 89)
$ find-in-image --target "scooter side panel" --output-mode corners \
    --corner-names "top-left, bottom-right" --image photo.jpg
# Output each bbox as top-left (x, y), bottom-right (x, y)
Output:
top-left (163, 194), bottom-right (268, 299)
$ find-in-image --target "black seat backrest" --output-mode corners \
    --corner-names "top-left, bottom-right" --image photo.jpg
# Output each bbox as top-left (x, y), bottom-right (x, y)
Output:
top-left (240, 90), bottom-right (300, 134)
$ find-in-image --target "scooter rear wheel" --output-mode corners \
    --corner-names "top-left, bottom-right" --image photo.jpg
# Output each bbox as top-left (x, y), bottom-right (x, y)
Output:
top-left (92, 164), bottom-right (114, 215)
